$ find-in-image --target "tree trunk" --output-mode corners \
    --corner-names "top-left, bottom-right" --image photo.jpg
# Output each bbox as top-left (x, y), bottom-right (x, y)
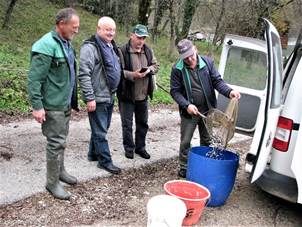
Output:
top-left (175, 0), bottom-right (199, 44)
top-left (2, 0), bottom-right (18, 29)
top-left (168, 0), bottom-right (176, 57)
top-left (152, 0), bottom-right (159, 42)
top-left (138, 0), bottom-right (152, 25)
top-left (115, 0), bottom-right (134, 37)
top-left (152, 0), bottom-right (167, 43)
top-left (212, 0), bottom-right (225, 47)
top-left (96, 0), bottom-right (111, 16)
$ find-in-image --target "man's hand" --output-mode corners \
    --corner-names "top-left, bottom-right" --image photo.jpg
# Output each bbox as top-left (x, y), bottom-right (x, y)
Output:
top-left (229, 90), bottom-right (241, 99)
top-left (32, 109), bottom-right (46, 124)
top-left (132, 68), bottom-right (150, 79)
top-left (86, 100), bottom-right (96, 112)
top-left (187, 104), bottom-right (199, 116)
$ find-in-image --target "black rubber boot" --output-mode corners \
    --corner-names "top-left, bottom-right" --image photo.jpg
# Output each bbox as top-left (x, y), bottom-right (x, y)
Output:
top-left (59, 152), bottom-right (77, 185)
top-left (46, 158), bottom-right (71, 200)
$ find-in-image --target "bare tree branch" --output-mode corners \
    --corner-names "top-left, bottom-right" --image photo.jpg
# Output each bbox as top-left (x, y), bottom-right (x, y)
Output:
top-left (272, 0), bottom-right (295, 12)
top-left (2, 0), bottom-right (18, 29)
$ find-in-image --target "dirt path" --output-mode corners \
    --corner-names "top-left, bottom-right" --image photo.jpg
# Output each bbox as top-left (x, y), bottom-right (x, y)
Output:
top-left (0, 109), bottom-right (181, 206)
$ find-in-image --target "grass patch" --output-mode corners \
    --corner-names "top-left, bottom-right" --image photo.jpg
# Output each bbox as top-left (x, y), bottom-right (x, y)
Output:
top-left (0, 0), bottom-right (221, 113)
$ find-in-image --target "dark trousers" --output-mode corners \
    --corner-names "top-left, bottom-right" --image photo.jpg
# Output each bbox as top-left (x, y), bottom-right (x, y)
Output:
top-left (42, 110), bottom-right (71, 185)
top-left (42, 109), bottom-right (71, 161)
top-left (179, 114), bottom-right (211, 170)
top-left (118, 100), bottom-right (148, 153)
top-left (88, 102), bottom-right (114, 166)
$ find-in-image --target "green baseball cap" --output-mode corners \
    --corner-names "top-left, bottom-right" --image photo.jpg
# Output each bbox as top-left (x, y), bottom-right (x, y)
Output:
top-left (132, 24), bottom-right (149, 37)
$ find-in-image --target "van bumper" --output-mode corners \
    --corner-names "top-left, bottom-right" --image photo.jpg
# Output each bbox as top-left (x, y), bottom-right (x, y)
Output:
top-left (255, 169), bottom-right (298, 203)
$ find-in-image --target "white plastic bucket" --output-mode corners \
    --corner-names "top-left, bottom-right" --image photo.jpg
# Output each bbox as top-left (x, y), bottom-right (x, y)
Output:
top-left (147, 194), bottom-right (187, 227)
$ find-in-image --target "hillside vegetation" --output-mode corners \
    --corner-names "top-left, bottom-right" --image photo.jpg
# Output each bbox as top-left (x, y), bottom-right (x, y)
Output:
top-left (0, 0), bottom-right (217, 114)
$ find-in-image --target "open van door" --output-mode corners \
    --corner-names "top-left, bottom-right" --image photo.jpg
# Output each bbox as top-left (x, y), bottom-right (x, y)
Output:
top-left (218, 33), bottom-right (267, 133)
top-left (218, 19), bottom-right (283, 183)
top-left (249, 19), bottom-right (283, 183)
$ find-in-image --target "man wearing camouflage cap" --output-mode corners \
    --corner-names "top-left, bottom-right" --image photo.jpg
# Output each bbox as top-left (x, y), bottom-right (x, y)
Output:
top-left (117, 24), bottom-right (159, 160)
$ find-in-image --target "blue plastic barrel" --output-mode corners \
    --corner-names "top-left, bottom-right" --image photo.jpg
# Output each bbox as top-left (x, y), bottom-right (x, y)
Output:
top-left (187, 146), bottom-right (239, 207)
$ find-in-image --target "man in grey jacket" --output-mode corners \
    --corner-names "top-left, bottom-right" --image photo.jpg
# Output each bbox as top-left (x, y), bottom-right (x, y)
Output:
top-left (78, 16), bottom-right (121, 174)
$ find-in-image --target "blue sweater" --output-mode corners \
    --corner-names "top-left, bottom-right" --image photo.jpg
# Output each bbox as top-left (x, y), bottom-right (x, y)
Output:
top-left (95, 35), bottom-right (121, 92)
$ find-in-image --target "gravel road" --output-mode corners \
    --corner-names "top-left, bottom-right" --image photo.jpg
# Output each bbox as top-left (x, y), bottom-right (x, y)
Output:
top-left (0, 108), bottom-right (301, 226)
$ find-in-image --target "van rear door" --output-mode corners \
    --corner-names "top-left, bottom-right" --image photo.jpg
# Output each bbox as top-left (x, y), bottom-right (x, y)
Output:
top-left (217, 35), bottom-right (267, 133)
top-left (218, 19), bottom-right (283, 183)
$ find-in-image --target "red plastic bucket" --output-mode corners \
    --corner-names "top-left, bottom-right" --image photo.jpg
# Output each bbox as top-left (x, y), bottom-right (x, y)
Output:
top-left (164, 180), bottom-right (210, 226)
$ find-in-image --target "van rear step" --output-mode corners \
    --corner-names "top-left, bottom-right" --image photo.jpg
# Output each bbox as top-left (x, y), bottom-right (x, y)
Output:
top-left (255, 169), bottom-right (298, 203)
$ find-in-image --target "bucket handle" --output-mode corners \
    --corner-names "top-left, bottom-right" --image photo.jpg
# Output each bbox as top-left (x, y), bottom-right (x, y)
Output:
top-left (205, 196), bottom-right (211, 207)
top-left (202, 186), bottom-right (211, 207)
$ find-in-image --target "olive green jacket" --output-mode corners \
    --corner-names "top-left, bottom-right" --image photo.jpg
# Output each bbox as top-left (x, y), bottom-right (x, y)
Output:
top-left (28, 30), bottom-right (78, 111)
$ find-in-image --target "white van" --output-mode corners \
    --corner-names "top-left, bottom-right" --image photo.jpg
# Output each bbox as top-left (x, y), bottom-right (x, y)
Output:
top-left (217, 19), bottom-right (302, 204)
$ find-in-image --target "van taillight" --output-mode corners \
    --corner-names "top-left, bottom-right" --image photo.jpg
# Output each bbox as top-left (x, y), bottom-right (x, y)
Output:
top-left (272, 116), bottom-right (293, 152)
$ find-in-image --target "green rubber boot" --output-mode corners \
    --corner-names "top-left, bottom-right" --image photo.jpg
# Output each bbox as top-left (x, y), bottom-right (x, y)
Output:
top-left (46, 158), bottom-right (71, 200)
top-left (59, 151), bottom-right (77, 185)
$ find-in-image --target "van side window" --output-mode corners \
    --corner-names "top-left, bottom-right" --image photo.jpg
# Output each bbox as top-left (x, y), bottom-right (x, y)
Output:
top-left (223, 47), bottom-right (267, 90)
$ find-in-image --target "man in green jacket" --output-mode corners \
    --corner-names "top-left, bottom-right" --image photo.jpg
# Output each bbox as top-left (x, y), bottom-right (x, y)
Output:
top-left (28, 8), bottom-right (80, 200)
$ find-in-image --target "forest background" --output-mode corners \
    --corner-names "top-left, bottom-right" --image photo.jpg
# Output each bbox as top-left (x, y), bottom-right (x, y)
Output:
top-left (0, 0), bottom-right (301, 115)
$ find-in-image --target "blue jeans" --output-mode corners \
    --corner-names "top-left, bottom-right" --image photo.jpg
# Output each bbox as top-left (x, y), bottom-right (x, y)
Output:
top-left (88, 102), bottom-right (114, 166)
